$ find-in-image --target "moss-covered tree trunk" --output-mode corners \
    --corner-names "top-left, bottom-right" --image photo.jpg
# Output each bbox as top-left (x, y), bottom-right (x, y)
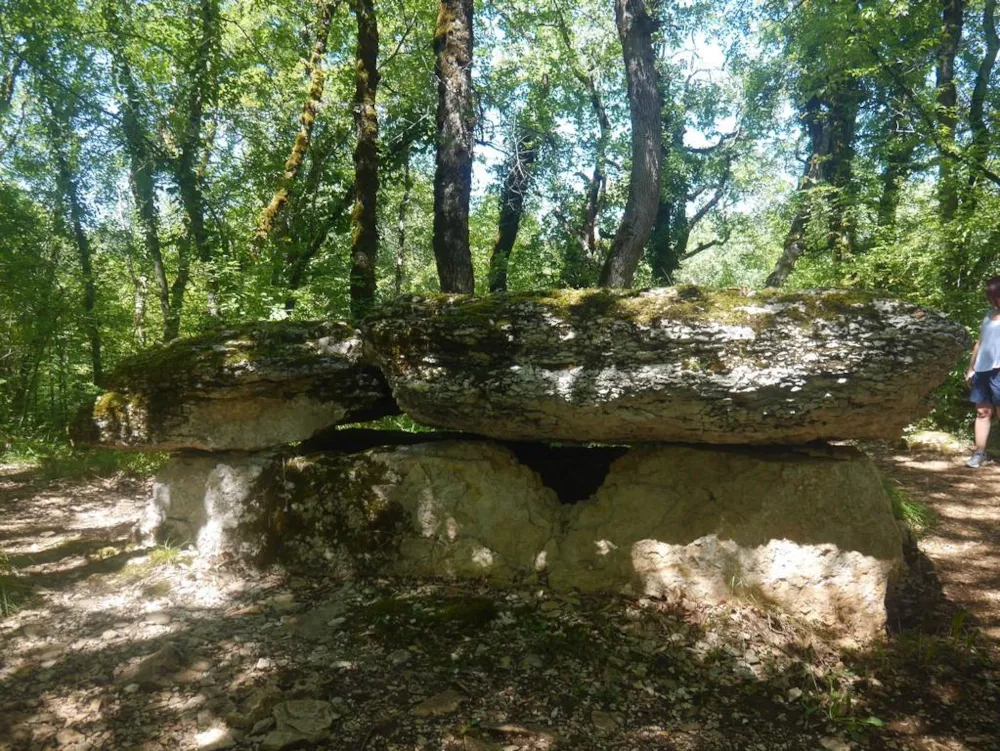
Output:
top-left (767, 97), bottom-right (823, 288)
top-left (0, 53), bottom-right (20, 116)
top-left (350, 0), bottom-right (380, 320)
top-left (254, 0), bottom-right (336, 250)
top-left (432, 0), bottom-right (475, 293)
top-left (599, 0), bottom-right (662, 288)
top-left (824, 81), bottom-right (863, 260)
top-left (650, 100), bottom-right (688, 284)
top-left (875, 121), bottom-right (919, 232)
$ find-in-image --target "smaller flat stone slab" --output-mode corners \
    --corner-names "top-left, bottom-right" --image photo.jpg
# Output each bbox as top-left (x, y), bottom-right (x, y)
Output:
top-left (71, 321), bottom-right (398, 452)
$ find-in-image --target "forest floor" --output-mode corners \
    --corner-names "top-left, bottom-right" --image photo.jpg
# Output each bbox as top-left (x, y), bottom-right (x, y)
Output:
top-left (0, 442), bottom-right (999, 751)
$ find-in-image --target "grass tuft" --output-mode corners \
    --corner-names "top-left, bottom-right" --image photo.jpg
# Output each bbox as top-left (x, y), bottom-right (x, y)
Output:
top-left (886, 482), bottom-right (937, 537)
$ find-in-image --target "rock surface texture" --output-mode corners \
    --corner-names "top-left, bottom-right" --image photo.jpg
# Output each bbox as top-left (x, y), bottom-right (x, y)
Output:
top-left (146, 438), bottom-right (902, 637)
top-left (550, 444), bottom-right (903, 638)
top-left (72, 321), bottom-right (398, 451)
top-left (363, 288), bottom-right (969, 444)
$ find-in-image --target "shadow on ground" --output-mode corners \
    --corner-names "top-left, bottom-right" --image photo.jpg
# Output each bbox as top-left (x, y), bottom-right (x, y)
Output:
top-left (0, 450), bottom-right (998, 751)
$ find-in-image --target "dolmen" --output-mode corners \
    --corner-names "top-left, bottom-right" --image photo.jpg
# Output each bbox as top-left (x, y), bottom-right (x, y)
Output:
top-left (72, 287), bottom-right (970, 639)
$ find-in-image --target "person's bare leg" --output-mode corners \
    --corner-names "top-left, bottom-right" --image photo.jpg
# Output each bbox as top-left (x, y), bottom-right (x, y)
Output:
top-left (974, 404), bottom-right (993, 452)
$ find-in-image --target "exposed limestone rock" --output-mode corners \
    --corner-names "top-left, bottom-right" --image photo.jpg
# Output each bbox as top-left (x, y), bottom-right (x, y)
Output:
top-left (548, 444), bottom-right (903, 637)
top-left (146, 441), bottom-right (561, 580)
top-left (363, 287), bottom-right (969, 444)
top-left (71, 320), bottom-right (397, 452)
top-left (140, 452), bottom-right (276, 558)
top-left (145, 436), bottom-right (901, 637)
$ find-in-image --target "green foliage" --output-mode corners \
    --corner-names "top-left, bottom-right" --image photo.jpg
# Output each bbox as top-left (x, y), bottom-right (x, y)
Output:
top-left (0, 0), bottom-right (998, 440)
top-left (886, 482), bottom-right (938, 537)
top-left (0, 439), bottom-right (167, 480)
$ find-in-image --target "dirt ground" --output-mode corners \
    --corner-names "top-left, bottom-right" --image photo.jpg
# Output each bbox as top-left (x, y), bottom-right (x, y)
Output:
top-left (1, 443), bottom-right (999, 751)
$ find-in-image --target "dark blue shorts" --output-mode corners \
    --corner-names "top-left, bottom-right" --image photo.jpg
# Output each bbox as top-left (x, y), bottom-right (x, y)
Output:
top-left (970, 368), bottom-right (1000, 404)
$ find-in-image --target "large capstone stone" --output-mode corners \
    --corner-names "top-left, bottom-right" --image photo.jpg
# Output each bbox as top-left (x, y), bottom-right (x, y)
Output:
top-left (363, 287), bottom-right (969, 444)
top-left (549, 444), bottom-right (903, 638)
top-left (145, 436), bottom-right (902, 638)
top-left (71, 321), bottom-right (398, 451)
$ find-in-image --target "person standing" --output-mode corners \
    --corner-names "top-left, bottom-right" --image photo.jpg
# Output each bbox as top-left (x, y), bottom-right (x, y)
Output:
top-left (965, 277), bottom-right (1000, 468)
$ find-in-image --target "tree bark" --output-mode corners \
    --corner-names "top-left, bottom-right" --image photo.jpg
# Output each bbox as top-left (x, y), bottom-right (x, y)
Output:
top-left (968, 0), bottom-right (998, 191)
top-left (1, 54), bottom-right (20, 115)
top-left (170, 0), bottom-right (220, 333)
top-left (103, 0), bottom-right (173, 340)
top-left (765, 78), bottom-right (862, 286)
top-left (395, 148), bottom-right (412, 296)
top-left (48, 117), bottom-right (102, 386)
top-left (766, 97), bottom-right (824, 288)
top-left (650, 99), bottom-right (688, 284)
top-left (554, 11), bottom-right (610, 262)
top-left (935, 0), bottom-right (965, 225)
top-left (824, 82), bottom-right (863, 259)
top-left (876, 123), bottom-right (919, 232)
top-left (432, 0), bottom-right (476, 293)
top-left (255, 0), bottom-right (337, 249)
top-left (599, 0), bottom-right (662, 288)
top-left (349, 0), bottom-right (380, 320)
top-left (488, 130), bottom-right (541, 292)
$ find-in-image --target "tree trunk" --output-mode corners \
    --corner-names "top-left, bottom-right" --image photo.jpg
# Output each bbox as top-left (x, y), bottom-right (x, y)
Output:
top-left (876, 125), bottom-right (919, 232)
top-left (49, 122), bottom-right (103, 386)
top-left (395, 148), bottom-right (412, 296)
top-left (968, 0), bottom-right (998, 192)
top-left (936, 0), bottom-right (964, 225)
top-left (1, 54), bottom-right (21, 115)
top-left (488, 131), bottom-right (540, 292)
top-left (765, 78), bottom-right (861, 286)
top-left (599, 0), bottom-right (662, 288)
top-left (650, 102), bottom-right (687, 284)
top-left (104, 0), bottom-right (173, 341)
top-left (553, 10), bottom-right (610, 262)
top-left (254, 0), bottom-right (337, 248)
top-left (349, 0), bottom-right (380, 320)
top-left (170, 0), bottom-right (220, 333)
top-left (824, 81), bottom-right (863, 259)
top-left (766, 97), bottom-right (824, 288)
top-left (432, 0), bottom-right (476, 293)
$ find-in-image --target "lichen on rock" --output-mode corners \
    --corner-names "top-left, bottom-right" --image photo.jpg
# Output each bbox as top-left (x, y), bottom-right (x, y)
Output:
top-left (362, 287), bottom-right (970, 444)
top-left (72, 320), bottom-right (399, 451)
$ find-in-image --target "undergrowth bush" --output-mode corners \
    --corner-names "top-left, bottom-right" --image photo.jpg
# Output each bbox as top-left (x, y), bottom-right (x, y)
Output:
top-left (0, 438), bottom-right (166, 480)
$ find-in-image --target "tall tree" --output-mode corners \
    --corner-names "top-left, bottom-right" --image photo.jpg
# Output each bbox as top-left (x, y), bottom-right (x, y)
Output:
top-left (553, 7), bottom-right (612, 269)
top-left (968, 0), bottom-right (998, 194)
top-left (255, 0), bottom-right (338, 249)
top-left (103, 0), bottom-right (172, 342)
top-left (45, 102), bottom-right (102, 386)
top-left (487, 78), bottom-right (550, 293)
top-left (432, 0), bottom-right (476, 293)
top-left (599, 0), bottom-right (662, 288)
top-left (935, 0), bottom-right (965, 226)
top-left (169, 0), bottom-right (220, 330)
top-left (766, 78), bottom-right (863, 287)
top-left (349, 0), bottom-right (380, 319)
